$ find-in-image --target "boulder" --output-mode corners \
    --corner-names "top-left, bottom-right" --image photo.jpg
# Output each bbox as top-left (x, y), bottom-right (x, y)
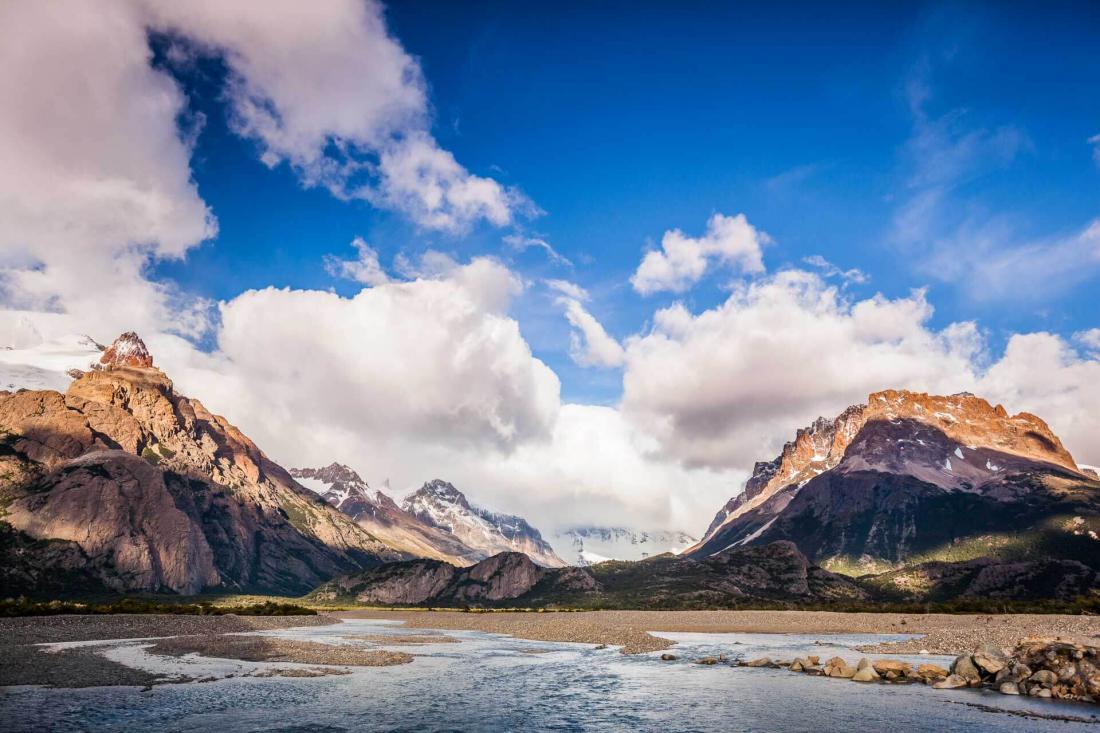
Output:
top-left (1028, 669), bottom-right (1057, 686)
top-left (998, 682), bottom-right (1020, 695)
top-left (932, 674), bottom-right (969, 690)
top-left (952, 655), bottom-right (982, 685)
top-left (973, 644), bottom-right (1007, 675)
top-left (917, 663), bottom-right (949, 681)
top-left (745, 657), bottom-right (772, 668)
top-left (823, 657), bottom-right (855, 678)
top-left (851, 666), bottom-right (880, 683)
top-left (872, 660), bottom-right (912, 676)
top-left (696, 657), bottom-right (719, 665)
top-left (660, 654), bottom-right (677, 661)
top-left (789, 661), bottom-right (804, 672)
top-left (806, 655), bottom-right (820, 666)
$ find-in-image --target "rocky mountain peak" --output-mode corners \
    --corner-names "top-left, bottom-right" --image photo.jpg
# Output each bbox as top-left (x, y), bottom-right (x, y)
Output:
top-left (411, 479), bottom-right (471, 508)
top-left (693, 388), bottom-right (1086, 554)
top-left (98, 331), bottom-right (153, 369)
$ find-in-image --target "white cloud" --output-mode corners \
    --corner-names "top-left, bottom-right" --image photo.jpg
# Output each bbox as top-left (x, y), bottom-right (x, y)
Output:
top-left (0, 0), bottom-right (216, 338)
top-left (631, 213), bottom-right (769, 295)
top-left (324, 237), bottom-right (390, 286)
top-left (504, 234), bottom-right (572, 267)
top-left (1090, 133), bottom-right (1100, 167)
top-left (801, 255), bottom-right (868, 285)
top-left (620, 268), bottom-right (1100, 471)
top-left (168, 258), bottom-right (558, 457)
top-left (558, 298), bottom-right (625, 369)
top-left (545, 279), bottom-right (589, 301)
top-left (1075, 328), bottom-right (1100, 354)
top-left (621, 270), bottom-right (985, 469)
top-left (141, 1), bottom-right (525, 232)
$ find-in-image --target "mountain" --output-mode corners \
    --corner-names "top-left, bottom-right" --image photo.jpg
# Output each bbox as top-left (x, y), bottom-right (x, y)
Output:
top-left (402, 480), bottom-right (566, 567)
top-left (687, 390), bottom-right (1100, 581)
top-left (311, 551), bottom-right (597, 606)
top-left (311, 541), bottom-right (867, 608)
top-left (551, 527), bottom-right (698, 566)
top-left (290, 463), bottom-right (482, 566)
top-left (0, 332), bottom-right (404, 596)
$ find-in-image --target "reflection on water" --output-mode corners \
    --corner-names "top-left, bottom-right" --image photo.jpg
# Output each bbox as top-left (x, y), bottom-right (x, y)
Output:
top-left (2, 620), bottom-right (1097, 732)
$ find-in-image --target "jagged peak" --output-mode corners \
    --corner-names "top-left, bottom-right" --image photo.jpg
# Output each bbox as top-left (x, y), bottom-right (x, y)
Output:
top-left (411, 478), bottom-right (469, 506)
top-left (98, 332), bottom-right (153, 369)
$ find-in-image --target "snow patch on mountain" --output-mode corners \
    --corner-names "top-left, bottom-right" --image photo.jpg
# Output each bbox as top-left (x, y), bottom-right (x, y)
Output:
top-left (403, 480), bottom-right (565, 567)
top-left (551, 527), bottom-right (698, 566)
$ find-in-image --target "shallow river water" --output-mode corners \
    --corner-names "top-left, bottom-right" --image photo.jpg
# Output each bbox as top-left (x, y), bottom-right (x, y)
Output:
top-left (2, 619), bottom-right (1098, 732)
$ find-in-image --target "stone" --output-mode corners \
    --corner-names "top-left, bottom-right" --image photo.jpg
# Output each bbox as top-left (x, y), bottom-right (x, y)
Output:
top-left (789, 661), bottom-right (804, 672)
top-left (973, 644), bottom-right (1007, 675)
top-left (806, 655), bottom-right (820, 666)
top-left (696, 657), bottom-right (719, 665)
top-left (872, 660), bottom-right (912, 676)
top-left (823, 657), bottom-right (855, 678)
top-left (851, 667), bottom-right (879, 683)
top-left (933, 674), bottom-right (969, 690)
top-left (745, 657), bottom-right (772, 668)
top-left (660, 654), bottom-right (677, 661)
top-left (952, 655), bottom-right (982, 685)
top-left (917, 663), bottom-right (949, 680)
top-left (998, 682), bottom-right (1020, 695)
top-left (1029, 669), bottom-right (1057, 686)
top-left (856, 658), bottom-right (873, 671)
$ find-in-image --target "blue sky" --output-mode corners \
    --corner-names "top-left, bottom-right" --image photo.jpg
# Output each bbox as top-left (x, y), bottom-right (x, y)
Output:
top-left (5, 0), bottom-right (1099, 530)
top-left (151, 1), bottom-right (1100, 405)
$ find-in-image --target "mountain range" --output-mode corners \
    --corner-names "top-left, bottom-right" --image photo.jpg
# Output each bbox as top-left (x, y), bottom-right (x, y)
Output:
top-left (1, 332), bottom-right (1096, 607)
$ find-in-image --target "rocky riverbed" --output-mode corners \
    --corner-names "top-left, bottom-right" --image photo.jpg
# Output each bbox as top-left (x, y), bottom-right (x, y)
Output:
top-left (0, 613), bottom-right (339, 688)
top-left (341, 609), bottom-right (1100, 656)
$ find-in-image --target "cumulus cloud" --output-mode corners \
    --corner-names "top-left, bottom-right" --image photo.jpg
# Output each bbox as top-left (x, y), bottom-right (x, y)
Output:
top-left (324, 238), bottom-right (391, 286)
top-left (169, 258), bottom-right (558, 457)
top-left (620, 268), bottom-right (1100, 471)
top-left (621, 270), bottom-right (985, 469)
top-left (1075, 328), bottom-right (1100, 354)
top-left (631, 213), bottom-right (769, 295)
top-left (0, 0), bottom-right (216, 338)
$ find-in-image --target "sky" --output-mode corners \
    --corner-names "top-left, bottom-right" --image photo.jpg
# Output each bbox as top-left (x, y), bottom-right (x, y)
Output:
top-left (1, 0), bottom-right (1099, 537)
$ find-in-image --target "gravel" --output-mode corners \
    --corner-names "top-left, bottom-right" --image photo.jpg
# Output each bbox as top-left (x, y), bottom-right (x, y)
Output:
top-left (339, 609), bottom-right (1100, 656)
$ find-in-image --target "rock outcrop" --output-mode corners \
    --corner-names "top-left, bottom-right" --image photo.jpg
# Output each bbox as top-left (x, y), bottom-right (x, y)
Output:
top-left (0, 333), bottom-right (403, 595)
top-left (687, 390), bottom-right (1100, 590)
top-left (402, 480), bottom-right (565, 567)
top-left (311, 551), bottom-right (599, 606)
top-left (290, 463), bottom-right (483, 566)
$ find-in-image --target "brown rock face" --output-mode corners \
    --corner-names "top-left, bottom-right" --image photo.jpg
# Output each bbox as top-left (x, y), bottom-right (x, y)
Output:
top-left (690, 389), bottom-right (1088, 556)
top-left (0, 333), bottom-right (403, 595)
top-left (98, 332), bottom-right (153, 368)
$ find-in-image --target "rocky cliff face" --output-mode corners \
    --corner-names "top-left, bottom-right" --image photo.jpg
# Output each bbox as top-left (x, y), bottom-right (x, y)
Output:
top-left (0, 333), bottom-right (403, 596)
top-left (402, 480), bottom-right (566, 567)
top-left (311, 551), bottom-right (598, 606)
top-left (290, 463), bottom-right (482, 566)
top-left (688, 390), bottom-right (1100, 579)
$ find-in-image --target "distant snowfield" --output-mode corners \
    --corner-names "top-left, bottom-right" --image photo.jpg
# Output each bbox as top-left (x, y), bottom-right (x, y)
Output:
top-left (0, 335), bottom-right (103, 391)
top-left (551, 527), bottom-right (697, 565)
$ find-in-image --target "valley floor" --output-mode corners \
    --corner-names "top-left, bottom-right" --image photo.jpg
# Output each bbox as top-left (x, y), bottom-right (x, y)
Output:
top-left (3, 609), bottom-right (1099, 688)
top-left (340, 608), bottom-right (1100, 656)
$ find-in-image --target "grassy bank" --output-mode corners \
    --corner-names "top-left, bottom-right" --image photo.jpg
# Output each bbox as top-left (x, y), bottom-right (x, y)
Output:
top-left (0, 597), bottom-right (317, 618)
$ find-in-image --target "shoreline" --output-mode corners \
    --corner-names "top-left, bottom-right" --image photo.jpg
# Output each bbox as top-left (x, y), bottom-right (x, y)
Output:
top-left (338, 609), bottom-right (1100, 656)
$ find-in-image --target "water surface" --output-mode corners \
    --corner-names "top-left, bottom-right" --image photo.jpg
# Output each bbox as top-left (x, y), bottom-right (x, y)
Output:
top-left (2, 619), bottom-right (1097, 732)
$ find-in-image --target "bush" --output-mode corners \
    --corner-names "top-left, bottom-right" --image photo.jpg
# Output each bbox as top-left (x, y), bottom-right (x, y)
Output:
top-left (0, 597), bottom-right (317, 617)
